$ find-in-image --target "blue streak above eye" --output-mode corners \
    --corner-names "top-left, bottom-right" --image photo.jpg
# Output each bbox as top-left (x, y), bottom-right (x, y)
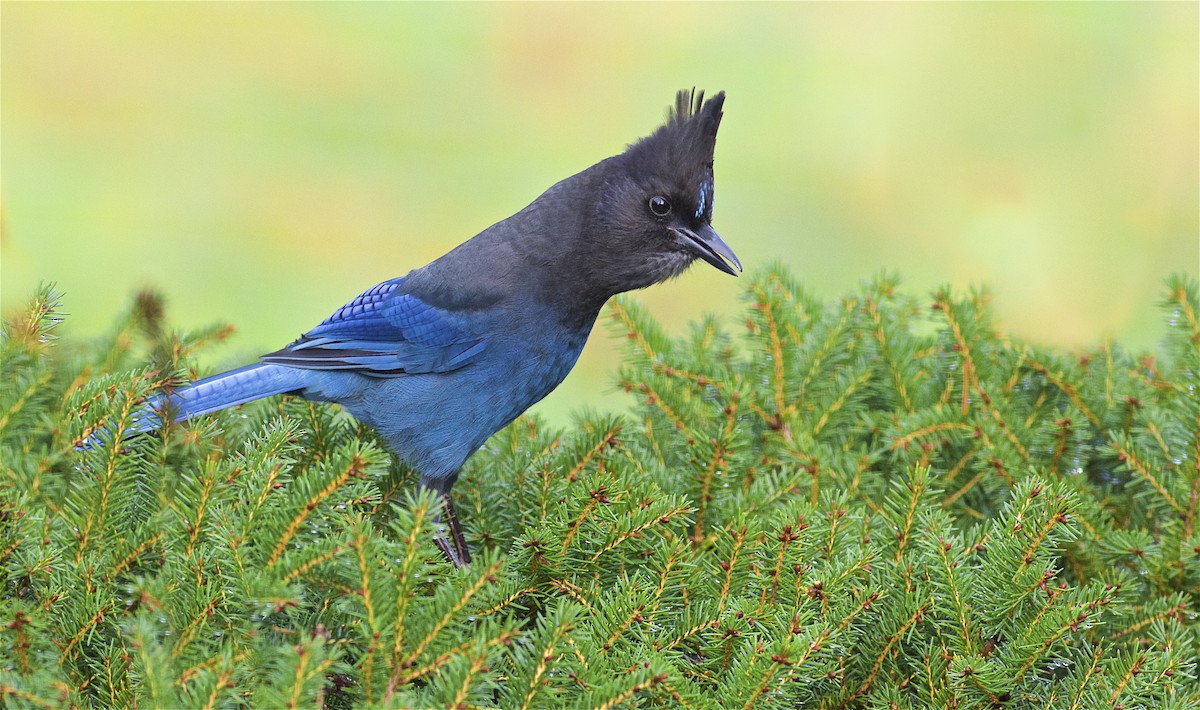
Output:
top-left (695, 180), bottom-right (711, 218)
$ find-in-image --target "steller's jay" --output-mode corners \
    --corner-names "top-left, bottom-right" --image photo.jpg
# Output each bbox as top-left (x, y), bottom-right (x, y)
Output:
top-left (113, 89), bottom-right (739, 566)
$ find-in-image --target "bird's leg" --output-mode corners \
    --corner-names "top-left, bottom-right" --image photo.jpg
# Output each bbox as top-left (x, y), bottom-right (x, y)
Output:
top-left (433, 493), bottom-right (472, 568)
top-left (422, 474), bottom-right (471, 568)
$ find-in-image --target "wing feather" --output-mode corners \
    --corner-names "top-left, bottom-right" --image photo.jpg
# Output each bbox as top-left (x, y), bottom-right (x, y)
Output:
top-left (261, 277), bottom-right (488, 377)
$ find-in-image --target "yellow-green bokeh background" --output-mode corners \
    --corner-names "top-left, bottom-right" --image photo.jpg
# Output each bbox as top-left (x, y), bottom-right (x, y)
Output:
top-left (3, 3), bottom-right (1197, 421)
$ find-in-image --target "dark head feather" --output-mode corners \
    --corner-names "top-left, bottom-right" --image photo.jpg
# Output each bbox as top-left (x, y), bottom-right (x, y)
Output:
top-left (616, 88), bottom-right (725, 230)
top-left (627, 89), bottom-right (725, 176)
top-left (502, 88), bottom-right (735, 304)
top-left (668, 88), bottom-right (724, 142)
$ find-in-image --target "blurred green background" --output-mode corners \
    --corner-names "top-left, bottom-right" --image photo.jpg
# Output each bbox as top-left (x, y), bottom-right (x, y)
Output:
top-left (3, 3), bottom-right (1197, 421)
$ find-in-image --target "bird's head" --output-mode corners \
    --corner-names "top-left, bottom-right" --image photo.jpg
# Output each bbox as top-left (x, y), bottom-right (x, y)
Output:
top-left (590, 89), bottom-right (741, 293)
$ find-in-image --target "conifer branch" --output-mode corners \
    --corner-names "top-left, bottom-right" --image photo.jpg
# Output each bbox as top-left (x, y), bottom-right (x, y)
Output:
top-left (393, 558), bottom-right (504, 682)
top-left (267, 454), bottom-right (366, 566)
top-left (1028, 358), bottom-right (1102, 427)
top-left (548, 579), bottom-right (594, 613)
top-left (172, 593), bottom-right (222, 657)
top-left (866, 295), bottom-right (914, 412)
top-left (281, 545), bottom-right (345, 583)
top-left (590, 674), bottom-right (666, 710)
top-left (560, 486), bottom-right (606, 557)
top-left (717, 525), bottom-right (749, 613)
top-left (891, 471), bottom-right (930, 563)
top-left (0, 684), bottom-right (58, 709)
top-left (515, 606), bottom-right (576, 710)
top-left (1117, 438), bottom-right (1185, 513)
top-left (178, 649), bottom-right (250, 687)
top-left (448, 644), bottom-right (492, 708)
top-left (634, 382), bottom-right (690, 436)
top-left (750, 283), bottom-right (790, 420)
top-left (891, 420), bottom-right (974, 450)
top-left (284, 641), bottom-right (335, 710)
top-left (475, 585), bottom-right (539, 618)
top-left (941, 449), bottom-right (983, 506)
top-left (693, 394), bottom-right (738, 544)
top-left (850, 602), bottom-right (929, 701)
top-left (390, 628), bottom-right (520, 689)
top-left (590, 503), bottom-right (690, 562)
top-left (1108, 600), bottom-right (1189, 641)
top-left (1105, 651), bottom-right (1147, 706)
top-left (108, 532), bottom-right (165, 580)
top-left (389, 495), bottom-right (435, 666)
top-left (1065, 647), bottom-right (1105, 710)
top-left (931, 532), bottom-right (975, 655)
top-left (58, 602), bottom-right (113, 663)
top-left (1164, 279), bottom-right (1200, 344)
top-left (565, 424), bottom-right (621, 483)
top-left (651, 361), bottom-right (727, 392)
top-left (198, 659), bottom-right (237, 710)
top-left (0, 370), bottom-right (52, 433)
top-left (812, 367), bottom-right (872, 436)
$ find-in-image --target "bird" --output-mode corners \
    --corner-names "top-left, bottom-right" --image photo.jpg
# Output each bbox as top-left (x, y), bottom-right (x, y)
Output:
top-left (109, 89), bottom-right (739, 566)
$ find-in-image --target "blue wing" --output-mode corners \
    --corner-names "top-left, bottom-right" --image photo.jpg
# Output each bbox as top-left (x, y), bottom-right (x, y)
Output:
top-left (261, 277), bottom-right (488, 377)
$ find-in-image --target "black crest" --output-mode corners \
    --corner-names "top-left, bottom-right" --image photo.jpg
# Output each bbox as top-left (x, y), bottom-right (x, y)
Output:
top-left (667, 88), bottom-right (725, 149)
top-left (625, 88), bottom-right (725, 183)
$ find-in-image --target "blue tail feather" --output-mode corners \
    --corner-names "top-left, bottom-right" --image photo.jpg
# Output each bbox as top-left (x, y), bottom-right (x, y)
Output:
top-left (148, 363), bottom-right (305, 425)
top-left (82, 363), bottom-right (306, 447)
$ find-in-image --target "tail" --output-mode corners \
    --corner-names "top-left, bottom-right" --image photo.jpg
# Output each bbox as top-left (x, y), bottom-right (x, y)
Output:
top-left (144, 363), bottom-right (307, 428)
top-left (85, 363), bottom-right (307, 446)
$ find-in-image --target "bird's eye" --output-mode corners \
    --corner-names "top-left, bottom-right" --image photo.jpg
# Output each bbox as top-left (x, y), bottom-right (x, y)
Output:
top-left (648, 196), bottom-right (672, 217)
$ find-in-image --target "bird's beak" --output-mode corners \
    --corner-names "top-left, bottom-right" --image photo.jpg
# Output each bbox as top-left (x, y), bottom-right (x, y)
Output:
top-left (674, 223), bottom-right (742, 276)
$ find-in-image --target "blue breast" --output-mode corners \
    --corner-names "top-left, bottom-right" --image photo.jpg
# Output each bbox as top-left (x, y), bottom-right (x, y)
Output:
top-left (326, 317), bottom-right (593, 481)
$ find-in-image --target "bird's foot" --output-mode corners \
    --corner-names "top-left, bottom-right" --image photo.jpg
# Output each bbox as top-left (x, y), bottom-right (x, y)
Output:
top-left (434, 494), bottom-right (472, 568)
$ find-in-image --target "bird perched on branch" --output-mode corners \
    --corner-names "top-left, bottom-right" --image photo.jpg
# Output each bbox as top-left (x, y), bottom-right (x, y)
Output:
top-left (114, 89), bottom-right (739, 566)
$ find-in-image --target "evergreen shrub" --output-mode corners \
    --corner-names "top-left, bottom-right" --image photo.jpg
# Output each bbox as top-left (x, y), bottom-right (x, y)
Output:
top-left (1, 267), bottom-right (1196, 708)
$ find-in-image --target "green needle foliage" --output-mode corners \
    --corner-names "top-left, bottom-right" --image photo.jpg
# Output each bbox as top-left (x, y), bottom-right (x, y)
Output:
top-left (2, 267), bottom-right (1197, 708)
